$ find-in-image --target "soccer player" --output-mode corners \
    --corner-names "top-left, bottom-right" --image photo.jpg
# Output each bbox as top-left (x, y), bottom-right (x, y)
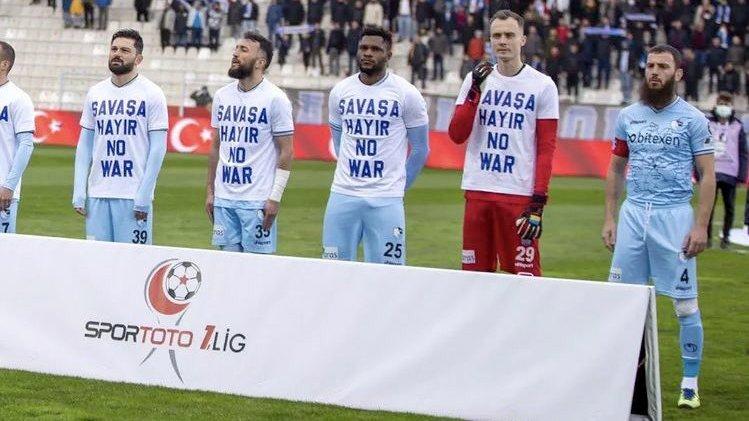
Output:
top-left (448, 10), bottom-right (559, 276)
top-left (602, 45), bottom-right (715, 409)
top-left (73, 29), bottom-right (168, 244)
top-left (0, 41), bottom-right (35, 234)
top-left (205, 32), bottom-right (293, 253)
top-left (322, 26), bottom-right (429, 265)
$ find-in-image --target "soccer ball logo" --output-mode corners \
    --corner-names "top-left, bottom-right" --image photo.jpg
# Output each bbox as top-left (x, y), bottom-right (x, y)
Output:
top-left (165, 261), bottom-right (202, 302)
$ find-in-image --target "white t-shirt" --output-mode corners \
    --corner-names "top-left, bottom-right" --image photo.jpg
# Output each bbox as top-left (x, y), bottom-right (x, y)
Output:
top-left (80, 75), bottom-right (169, 200)
top-left (0, 81), bottom-right (35, 199)
top-left (455, 65), bottom-right (559, 196)
top-left (211, 79), bottom-right (294, 202)
top-left (329, 72), bottom-right (428, 198)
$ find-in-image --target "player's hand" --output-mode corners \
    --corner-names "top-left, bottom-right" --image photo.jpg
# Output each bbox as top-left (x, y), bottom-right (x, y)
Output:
top-left (134, 210), bottom-right (148, 221)
top-left (516, 212), bottom-right (543, 240)
top-left (205, 192), bottom-right (214, 223)
top-left (683, 224), bottom-right (708, 258)
top-left (0, 186), bottom-right (12, 211)
top-left (602, 218), bottom-right (617, 252)
top-left (73, 206), bottom-right (87, 216)
top-left (262, 199), bottom-right (279, 231)
top-left (516, 194), bottom-right (546, 241)
top-left (471, 61), bottom-right (493, 89)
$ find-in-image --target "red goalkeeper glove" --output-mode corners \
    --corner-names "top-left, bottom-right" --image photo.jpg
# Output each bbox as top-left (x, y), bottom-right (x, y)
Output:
top-left (516, 194), bottom-right (547, 240)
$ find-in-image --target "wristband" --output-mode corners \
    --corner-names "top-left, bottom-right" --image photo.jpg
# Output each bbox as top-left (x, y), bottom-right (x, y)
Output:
top-left (269, 169), bottom-right (291, 202)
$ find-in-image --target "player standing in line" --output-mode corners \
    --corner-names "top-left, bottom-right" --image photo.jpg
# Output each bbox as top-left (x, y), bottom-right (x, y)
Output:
top-left (602, 45), bottom-right (714, 409)
top-left (448, 10), bottom-right (559, 276)
top-left (0, 41), bottom-right (35, 234)
top-left (73, 29), bottom-right (169, 244)
top-left (205, 32), bottom-right (293, 253)
top-left (322, 26), bottom-right (429, 265)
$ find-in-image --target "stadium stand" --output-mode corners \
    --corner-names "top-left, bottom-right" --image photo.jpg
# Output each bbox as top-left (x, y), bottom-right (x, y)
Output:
top-left (1, 0), bottom-right (746, 111)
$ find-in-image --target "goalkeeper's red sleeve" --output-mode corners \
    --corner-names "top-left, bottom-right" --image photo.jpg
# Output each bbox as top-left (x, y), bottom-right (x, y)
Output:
top-left (533, 119), bottom-right (558, 196)
top-left (448, 87), bottom-right (481, 144)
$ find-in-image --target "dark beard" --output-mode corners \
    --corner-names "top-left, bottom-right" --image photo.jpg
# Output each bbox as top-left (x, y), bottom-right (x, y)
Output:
top-left (358, 59), bottom-right (386, 76)
top-left (228, 59), bottom-right (255, 79)
top-left (109, 60), bottom-right (134, 75)
top-left (639, 77), bottom-right (676, 108)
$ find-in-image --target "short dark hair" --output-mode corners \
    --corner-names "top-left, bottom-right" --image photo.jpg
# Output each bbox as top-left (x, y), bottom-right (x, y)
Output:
top-left (717, 92), bottom-right (733, 103)
top-left (0, 41), bottom-right (15, 72)
top-left (360, 26), bottom-right (393, 49)
top-left (243, 31), bottom-right (274, 70)
top-left (490, 10), bottom-right (525, 30)
top-left (648, 44), bottom-right (682, 68)
top-left (111, 29), bottom-right (144, 54)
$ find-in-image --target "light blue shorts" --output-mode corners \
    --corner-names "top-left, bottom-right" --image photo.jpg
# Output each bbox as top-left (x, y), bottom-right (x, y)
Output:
top-left (609, 201), bottom-right (698, 299)
top-left (212, 206), bottom-right (277, 254)
top-left (322, 192), bottom-right (406, 265)
top-left (86, 198), bottom-right (153, 244)
top-left (0, 200), bottom-right (19, 234)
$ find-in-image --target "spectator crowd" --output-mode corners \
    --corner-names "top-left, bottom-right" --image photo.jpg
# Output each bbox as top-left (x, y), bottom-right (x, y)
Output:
top-left (37, 0), bottom-right (749, 100)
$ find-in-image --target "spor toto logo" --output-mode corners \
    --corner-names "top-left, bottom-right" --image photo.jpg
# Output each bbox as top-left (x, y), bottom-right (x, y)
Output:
top-left (146, 260), bottom-right (202, 315)
top-left (84, 259), bottom-right (247, 383)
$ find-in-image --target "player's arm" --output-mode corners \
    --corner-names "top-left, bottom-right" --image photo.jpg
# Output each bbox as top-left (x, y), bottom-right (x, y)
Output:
top-left (133, 130), bottom-right (168, 221)
top-left (0, 132), bottom-right (34, 211)
top-left (448, 62), bottom-right (492, 144)
top-left (330, 124), bottom-right (342, 156)
top-left (603, 153), bottom-right (628, 251)
top-left (515, 119), bottom-right (558, 240)
top-left (328, 85), bottom-right (342, 157)
top-left (684, 154), bottom-right (715, 258)
top-left (263, 133), bottom-right (293, 230)
top-left (72, 128), bottom-right (95, 216)
top-left (205, 128), bottom-right (220, 223)
top-left (405, 124), bottom-right (429, 189)
top-left (516, 82), bottom-right (560, 241)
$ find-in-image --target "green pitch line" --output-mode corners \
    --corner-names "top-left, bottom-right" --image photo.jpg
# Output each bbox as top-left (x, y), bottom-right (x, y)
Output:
top-left (1, 145), bottom-right (747, 420)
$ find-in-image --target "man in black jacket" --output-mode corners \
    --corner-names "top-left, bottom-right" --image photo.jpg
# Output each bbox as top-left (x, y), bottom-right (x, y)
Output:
top-left (706, 37), bottom-right (727, 93)
top-left (327, 22), bottom-right (345, 76)
top-left (718, 61), bottom-right (741, 94)
top-left (563, 43), bottom-right (581, 102)
top-left (311, 23), bottom-right (326, 75)
top-left (682, 48), bottom-right (703, 102)
top-left (307, 0), bottom-right (324, 25)
top-left (346, 20), bottom-right (362, 75)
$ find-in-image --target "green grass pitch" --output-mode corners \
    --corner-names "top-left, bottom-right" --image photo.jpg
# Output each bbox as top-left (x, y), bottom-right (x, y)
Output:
top-left (1, 146), bottom-right (747, 420)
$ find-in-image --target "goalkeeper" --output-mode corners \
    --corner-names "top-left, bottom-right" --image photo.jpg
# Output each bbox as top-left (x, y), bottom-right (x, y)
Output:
top-left (448, 10), bottom-right (559, 276)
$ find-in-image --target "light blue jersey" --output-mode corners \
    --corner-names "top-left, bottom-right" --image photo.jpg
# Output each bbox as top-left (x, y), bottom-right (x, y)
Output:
top-left (614, 97), bottom-right (713, 207)
top-left (610, 96), bottom-right (711, 385)
top-left (610, 97), bottom-right (712, 297)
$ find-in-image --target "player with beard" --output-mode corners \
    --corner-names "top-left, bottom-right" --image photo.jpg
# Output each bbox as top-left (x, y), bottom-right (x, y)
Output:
top-left (602, 45), bottom-right (715, 409)
top-left (322, 26), bottom-right (429, 264)
top-left (205, 32), bottom-right (293, 254)
top-left (0, 41), bottom-right (36, 235)
top-left (73, 29), bottom-right (168, 244)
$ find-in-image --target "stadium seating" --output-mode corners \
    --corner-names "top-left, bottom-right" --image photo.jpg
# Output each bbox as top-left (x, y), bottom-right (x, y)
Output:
top-left (1, 0), bottom-right (744, 111)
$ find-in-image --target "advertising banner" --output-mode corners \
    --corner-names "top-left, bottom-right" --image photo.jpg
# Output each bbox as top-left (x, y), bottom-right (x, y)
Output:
top-left (32, 98), bottom-right (749, 178)
top-left (0, 234), bottom-right (658, 420)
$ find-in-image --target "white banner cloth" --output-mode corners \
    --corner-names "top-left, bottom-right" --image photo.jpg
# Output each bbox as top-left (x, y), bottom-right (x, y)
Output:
top-left (0, 234), bottom-right (655, 420)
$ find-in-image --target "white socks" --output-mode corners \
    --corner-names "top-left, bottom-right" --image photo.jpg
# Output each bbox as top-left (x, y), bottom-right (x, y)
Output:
top-left (681, 377), bottom-right (698, 391)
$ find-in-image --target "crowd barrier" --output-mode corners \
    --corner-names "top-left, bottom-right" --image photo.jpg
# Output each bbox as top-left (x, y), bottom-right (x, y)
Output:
top-left (0, 234), bottom-right (660, 420)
